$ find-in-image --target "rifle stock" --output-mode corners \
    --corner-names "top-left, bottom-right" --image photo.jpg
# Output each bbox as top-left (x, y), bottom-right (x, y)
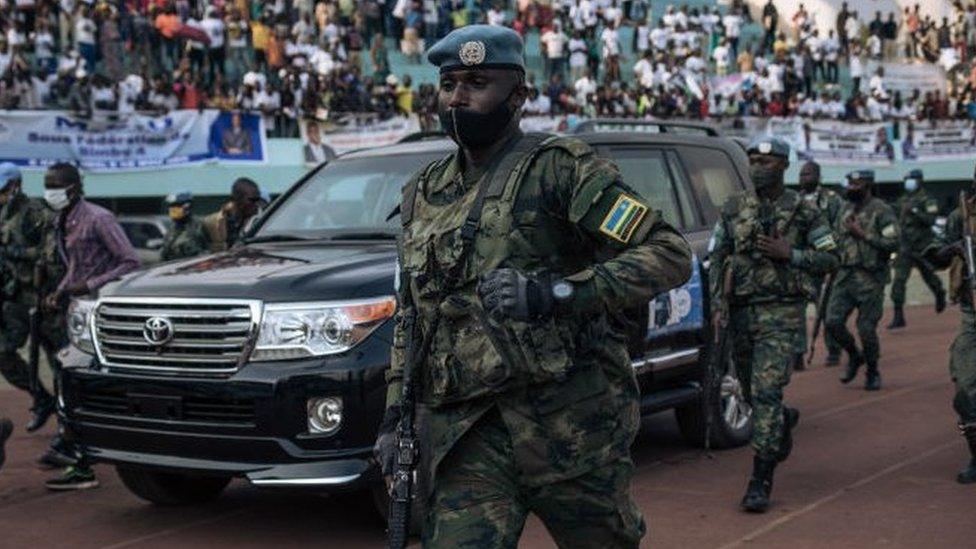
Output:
top-left (807, 273), bottom-right (834, 366)
top-left (27, 262), bottom-right (44, 395)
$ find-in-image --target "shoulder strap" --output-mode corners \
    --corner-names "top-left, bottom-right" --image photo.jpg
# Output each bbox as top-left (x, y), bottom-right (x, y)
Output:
top-left (400, 157), bottom-right (446, 227)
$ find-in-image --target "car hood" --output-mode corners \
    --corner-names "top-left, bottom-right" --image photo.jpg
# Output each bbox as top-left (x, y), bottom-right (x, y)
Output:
top-left (103, 241), bottom-right (397, 302)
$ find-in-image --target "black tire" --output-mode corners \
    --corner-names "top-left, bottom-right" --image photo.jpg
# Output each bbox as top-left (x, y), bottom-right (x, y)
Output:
top-left (675, 342), bottom-right (753, 449)
top-left (116, 466), bottom-right (230, 505)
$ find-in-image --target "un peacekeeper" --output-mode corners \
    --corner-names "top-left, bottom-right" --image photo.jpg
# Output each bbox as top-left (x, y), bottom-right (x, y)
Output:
top-left (708, 139), bottom-right (839, 513)
top-left (925, 172), bottom-right (976, 484)
top-left (887, 169), bottom-right (946, 329)
top-left (825, 170), bottom-right (899, 391)
top-left (160, 190), bottom-right (211, 261)
top-left (798, 160), bottom-right (844, 367)
top-left (373, 25), bottom-right (692, 547)
top-left (0, 162), bottom-right (60, 432)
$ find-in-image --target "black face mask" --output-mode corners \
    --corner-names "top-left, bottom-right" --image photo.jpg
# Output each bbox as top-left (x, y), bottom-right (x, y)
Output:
top-left (438, 87), bottom-right (516, 149)
top-left (799, 175), bottom-right (819, 193)
top-left (845, 188), bottom-right (866, 203)
top-left (750, 165), bottom-right (784, 192)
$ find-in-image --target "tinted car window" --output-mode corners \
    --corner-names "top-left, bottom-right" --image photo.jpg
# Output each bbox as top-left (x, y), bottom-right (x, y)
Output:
top-left (676, 146), bottom-right (743, 224)
top-left (121, 222), bottom-right (160, 248)
top-left (258, 154), bottom-right (441, 236)
top-left (608, 149), bottom-right (683, 228)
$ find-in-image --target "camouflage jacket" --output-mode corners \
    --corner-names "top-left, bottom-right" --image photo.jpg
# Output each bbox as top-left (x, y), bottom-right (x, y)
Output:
top-left (895, 189), bottom-right (939, 252)
top-left (834, 196), bottom-right (899, 282)
top-left (161, 216), bottom-right (211, 261)
top-left (388, 134), bottom-right (692, 487)
top-left (941, 204), bottom-right (975, 311)
top-left (0, 192), bottom-right (53, 301)
top-left (708, 189), bottom-right (839, 312)
top-left (801, 186), bottom-right (843, 229)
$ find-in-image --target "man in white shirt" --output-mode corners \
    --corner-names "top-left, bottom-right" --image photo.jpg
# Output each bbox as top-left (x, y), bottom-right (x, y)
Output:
top-left (541, 23), bottom-right (569, 80)
top-left (712, 39), bottom-right (730, 75)
top-left (574, 69), bottom-right (597, 105)
top-left (601, 21), bottom-right (621, 80)
top-left (523, 87), bottom-right (552, 115)
top-left (723, 8), bottom-right (743, 58)
top-left (868, 66), bottom-right (885, 97)
top-left (633, 50), bottom-right (654, 89)
top-left (824, 29), bottom-right (840, 83)
top-left (487, 6), bottom-right (505, 26)
top-left (650, 21), bottom-right (669, 52)
top-left (201, 6), bottom-right (226, 85)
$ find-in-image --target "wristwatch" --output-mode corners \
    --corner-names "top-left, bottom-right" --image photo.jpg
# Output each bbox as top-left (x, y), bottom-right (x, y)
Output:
top-left (551, 279), bottom-right (575, 304)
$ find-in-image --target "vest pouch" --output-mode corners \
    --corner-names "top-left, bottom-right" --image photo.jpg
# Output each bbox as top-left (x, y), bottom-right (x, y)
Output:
top-left (511, 317), bottom-right (574, 384)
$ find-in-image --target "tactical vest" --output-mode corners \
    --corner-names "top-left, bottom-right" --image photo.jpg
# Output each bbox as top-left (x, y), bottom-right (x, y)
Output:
top-left (400, 133), bottom-right (591, 408)
top-left (726, 190), bottom-right (816, 303)
top-left (837, 198), bottom-right (893, 274)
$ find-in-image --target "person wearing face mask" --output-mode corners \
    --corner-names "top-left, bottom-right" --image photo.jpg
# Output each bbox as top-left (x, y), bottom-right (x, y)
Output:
top-left (0, 162), bottom-right (60, 433)
top-left (887, 169), bottom-right (946, 329)
top-left (825, 170), bottom-right (899, 392)
top-left (373, 25), bottom-right (692, 547)
top-left (924, 169), bottom-right (976, 484)
top-left (202, 177), bottom-right (262, 252)
top-left (798, 160), bottom-right (844, 366)
top-left (41, 162), bottom-right (139, 491)
top-left (160, 191), bottom-right (211, 262)
top-left (709, 139), bottom-right (839, 513)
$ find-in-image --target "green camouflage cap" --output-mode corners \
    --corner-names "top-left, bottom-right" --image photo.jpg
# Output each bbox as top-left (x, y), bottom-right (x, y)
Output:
top-left (746, 137), bottom-right (790, 159)
top-left (427, 24), bottom-right (525, 74)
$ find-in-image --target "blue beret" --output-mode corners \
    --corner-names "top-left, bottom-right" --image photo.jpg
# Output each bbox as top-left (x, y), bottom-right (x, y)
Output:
top-left (0, 162), bottom-right (21, 188)
top-left (427, 25), bottom-right (525, 74)
top-left (905, 169), bottom-right (923, 181)
top-left (846, 170), bottom-right (875, 184)
top-left (746, 137), bottom-right (789, 159)
top-left (166, 190), bottom-right (193, 205)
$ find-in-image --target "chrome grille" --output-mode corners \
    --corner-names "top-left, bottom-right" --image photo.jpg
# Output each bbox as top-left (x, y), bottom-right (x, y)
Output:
top-left (93, 298), bottom-right (262, 375)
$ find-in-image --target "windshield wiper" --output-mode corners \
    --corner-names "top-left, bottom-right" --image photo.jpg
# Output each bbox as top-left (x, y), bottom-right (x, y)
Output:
top-left (328, 231), bottom-right (398, 240)
top-left (242, 233), bottom-right (316, 244)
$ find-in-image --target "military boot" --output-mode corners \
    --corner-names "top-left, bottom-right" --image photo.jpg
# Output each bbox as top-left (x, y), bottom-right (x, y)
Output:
top-left (839, 350), bottom-right (864, 384)
top-left (886, 307), bottom-right (906, 330)
top-left (740, 455), bottom-right (777, 513)
top-left (864, 362), bottom-right (882, 391)
top-left (936, 291), bottom-right (947, 314)
top-left (824, 352), bottom-right (840, 367)
top-left (775, 407), bottom-right (801, 462)
top-left (26, 396), bottom-right (56, 433)
top-left (958, 424), bottom-right (976, 485)
top-left (793, 353), bottom-right (805, 372)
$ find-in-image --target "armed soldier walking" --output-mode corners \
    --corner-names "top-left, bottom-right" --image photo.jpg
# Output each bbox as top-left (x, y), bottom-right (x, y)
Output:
top-left (373, 25), bottom-right (692, 547)
top-left (826, 170), bottom-right (899, 391)
top-left (798, 160), bottom-right (844, 366)
top-left (0, 163), bottom-right (59, 432)
top-left (708, 139), bottom-right (838, 513)
top-left (887, 169), bottom-right (945, 329)
top-left (925, 171), bottom-right (976, 485)
top-left (161, 191), bottom-right (211, 261)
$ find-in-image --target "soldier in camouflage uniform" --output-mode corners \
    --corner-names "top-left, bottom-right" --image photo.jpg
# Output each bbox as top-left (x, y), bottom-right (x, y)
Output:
top-left (0, 163), bottom-right (63, 432)
top-left (798, 160), bottom-right (844, 366)
top-left (825, 170), bottom-right (899, 391)
top-left (887, 169), bottom-right (946, 329)
top-left (160, 191), bottom-right (211, 261)
top-left (709, 139), bottom-right (839, 513)
top-left (373, 25), bottom-right (692, 547)
top-left (925, 171), bottom-right (976, 484)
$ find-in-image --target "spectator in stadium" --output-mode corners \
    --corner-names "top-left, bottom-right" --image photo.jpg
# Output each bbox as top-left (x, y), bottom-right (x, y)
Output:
top-left (203, 177), bottom-right (262, 252)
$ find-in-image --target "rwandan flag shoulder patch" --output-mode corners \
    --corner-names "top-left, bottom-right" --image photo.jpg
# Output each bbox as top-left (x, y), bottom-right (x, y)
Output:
top-left (599, 194), bottom-right (649, 243)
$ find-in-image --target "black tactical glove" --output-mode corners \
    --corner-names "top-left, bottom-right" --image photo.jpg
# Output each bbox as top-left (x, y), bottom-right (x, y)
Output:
top-left (372, 406), bottom-right (400, 478)
top-left (477, 268), bottom-right (553, 321)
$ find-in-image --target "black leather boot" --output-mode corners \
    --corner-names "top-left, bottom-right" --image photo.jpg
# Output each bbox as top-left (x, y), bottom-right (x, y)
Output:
top-left (839, 350), bottom-right (864, 384)
top-left (740, 455), bottom-right (777, 513)
top-left (26, 396), bottom-right (56, 433)
top-left (864, 362), bottom-right (882, 391)
top-left (793, 353), bottom-right (806, 371)
top-left (958, 424), bottom-right (976, 485)
top-left (775, 407), bottom-right (801, 462)
top-left (886, 307), bottom-right (906, 329)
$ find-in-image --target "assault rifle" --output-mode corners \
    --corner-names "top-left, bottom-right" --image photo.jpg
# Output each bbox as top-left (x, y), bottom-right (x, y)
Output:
top-left (961, 191), bottom-right (976, 325)
top-left (706, 261), bottom-right (735, 452)
top-left (807, 273), bottom-right (834, 366)
top-left (27, 262), bottom-right (44, 396)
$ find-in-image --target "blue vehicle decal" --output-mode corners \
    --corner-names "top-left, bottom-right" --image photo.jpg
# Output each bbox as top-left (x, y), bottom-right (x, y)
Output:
top-left (647, 255), bottom-right (704, 339)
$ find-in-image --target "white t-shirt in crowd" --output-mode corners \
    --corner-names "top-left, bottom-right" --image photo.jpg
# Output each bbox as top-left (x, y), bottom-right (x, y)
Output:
top-left (635, 24), bottom-right (649, 53)
top-left (523, 94), bottom-right (552, 115)
top-left (201, 17), bottom-right (226, 49)
top-left (712, 44), bottom-right (729, 69)
top-left (541, 29), bottom-right (569, 59)
top-left (633, 57), bottom-right (654, 88)
top-left (722, 14), bottom-right (741, 38)
top-left (74, 16), bottom-right (96, 46)
top-left (185, 18), bottom-right (206, 50)
top-left (574, 76), bottom-right (597, 104)
top-left (849, 55), bottom-right (863, 78)
top-left (487, 8), bottom-right (505, 26)
top-left (824, 36), bottom-right (839, 62)
top-left (568, 37), bottom-right (587, 68)
top-left (601, 27), bottom-right (619, 57)
top-left (650, 26), bottom-right (669, 51)
top-left (228, 20), bottom-right (249, 49)
top-left (33, 30), bottom-right (54, 59)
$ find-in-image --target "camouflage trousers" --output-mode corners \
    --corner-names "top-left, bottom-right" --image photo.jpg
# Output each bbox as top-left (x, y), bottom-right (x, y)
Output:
top-left (950, 308), bottom-right (976, 425)
top-left (825, 269), bottom-right (885, 366)
top-left (729, 303), bottom-right (802, 458)
top-left (423, 406), bottom-right (645, 548)
top-left (0, 299), bottom-right (67, 405)
top-left (890, 252), bottom-right (944, 308)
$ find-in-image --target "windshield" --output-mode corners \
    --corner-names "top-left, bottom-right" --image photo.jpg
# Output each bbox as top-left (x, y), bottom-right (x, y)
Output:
top-left (257, 153), bottom-right (442, 238)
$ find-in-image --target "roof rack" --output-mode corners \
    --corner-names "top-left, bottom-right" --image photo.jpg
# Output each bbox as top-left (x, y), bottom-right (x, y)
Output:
top-left (571, 118), bottom-right (721, 137)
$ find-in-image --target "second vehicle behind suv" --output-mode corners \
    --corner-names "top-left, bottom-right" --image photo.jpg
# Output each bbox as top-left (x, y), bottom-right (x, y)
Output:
top-left (59, 126), bottom-right (754, 514)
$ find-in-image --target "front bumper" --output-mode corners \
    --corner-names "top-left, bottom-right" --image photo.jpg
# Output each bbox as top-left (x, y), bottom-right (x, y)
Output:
top-left (58, 335), bottom-right (390, 491)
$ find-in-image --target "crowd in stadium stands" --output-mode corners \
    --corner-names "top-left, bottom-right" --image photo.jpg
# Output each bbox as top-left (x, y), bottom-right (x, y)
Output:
top-left (0, 0), bottom-right (975, 137)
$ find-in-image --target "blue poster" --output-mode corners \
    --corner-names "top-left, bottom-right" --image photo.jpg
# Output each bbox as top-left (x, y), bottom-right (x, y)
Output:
top-left (646, 255), bottom-right (704, 339)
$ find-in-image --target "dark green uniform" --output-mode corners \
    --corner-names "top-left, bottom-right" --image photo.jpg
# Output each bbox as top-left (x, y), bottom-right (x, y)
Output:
top-left (389, 134), bottom-right (692, 547)
top-left (709, 190), bottom-right (838, 457)
top-left (941, 207), bottom-right (976, 434)
top-left (801, 186), bottom-right (844, 359)
top-left (160, 216), bottom-right (211, 261)
top-left (825, 197), bottom-right (899, 368)
top-left (890, 188), bottom-right (944, 308)
top-left (0, 193), bottom-right (65, 406)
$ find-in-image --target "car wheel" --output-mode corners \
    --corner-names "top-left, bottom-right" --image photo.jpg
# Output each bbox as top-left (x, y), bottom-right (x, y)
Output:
top-left (116, 465), bottom-right (230, 505)
top-left (675, 345), bottom-right (753, 449)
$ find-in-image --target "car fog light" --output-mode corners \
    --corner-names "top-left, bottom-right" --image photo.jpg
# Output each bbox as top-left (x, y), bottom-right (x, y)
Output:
top-left (308, 397), bottom-right (343, 435)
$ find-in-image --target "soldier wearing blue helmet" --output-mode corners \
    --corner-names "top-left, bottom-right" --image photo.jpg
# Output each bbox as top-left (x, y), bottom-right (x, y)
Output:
top-left (709, 137), bottom-right (839, 512)
top-left (161, 190), bottom-right (211, 261)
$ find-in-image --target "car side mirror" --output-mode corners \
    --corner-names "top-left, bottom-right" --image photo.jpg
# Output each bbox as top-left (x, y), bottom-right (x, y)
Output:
top-left (145, 238), bottom-right (164, 250)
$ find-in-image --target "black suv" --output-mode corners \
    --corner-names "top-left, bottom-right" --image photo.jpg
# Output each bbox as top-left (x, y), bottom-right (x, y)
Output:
top-left (59, 126), bottom-right (753, 510)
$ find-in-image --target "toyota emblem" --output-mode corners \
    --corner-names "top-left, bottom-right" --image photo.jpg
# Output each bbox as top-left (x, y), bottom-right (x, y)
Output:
top-left (143, 317), bottom-right (175, 346)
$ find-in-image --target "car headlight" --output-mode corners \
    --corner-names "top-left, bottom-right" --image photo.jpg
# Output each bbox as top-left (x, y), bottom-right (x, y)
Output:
top-left (251, 297), bottom-right (396, 361)
top-left (67, 298), bottom-right (96, 355)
